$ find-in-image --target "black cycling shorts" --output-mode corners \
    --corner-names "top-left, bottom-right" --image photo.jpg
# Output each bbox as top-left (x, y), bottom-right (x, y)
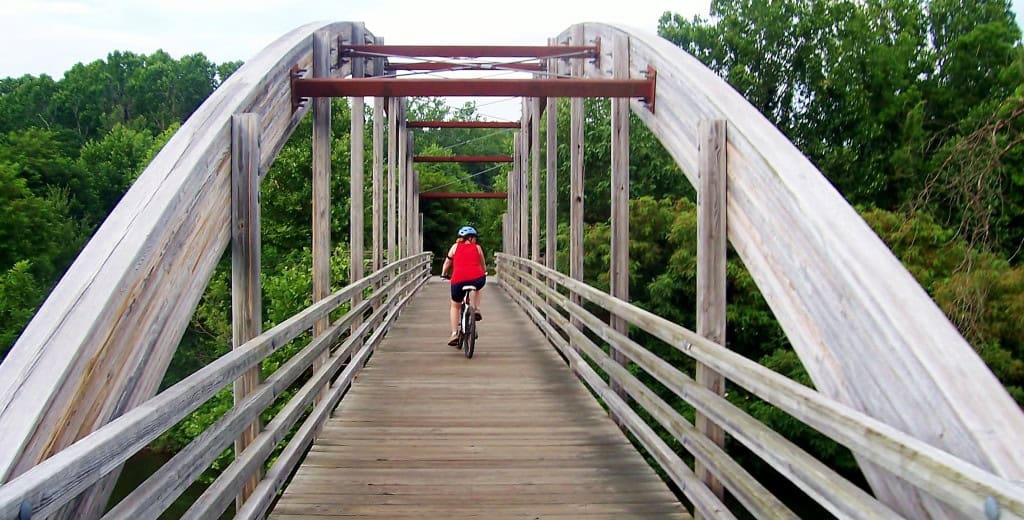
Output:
top-left (450, 276), bottom-right (486, 302)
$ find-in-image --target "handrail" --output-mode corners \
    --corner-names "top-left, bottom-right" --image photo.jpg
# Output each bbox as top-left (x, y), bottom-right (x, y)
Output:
top-left (559, 23), bottom-right (1024, 515)
top-left (0, 253), bottom-right (431, 519)
top-left (497, 254), bottom-right (1024, 519)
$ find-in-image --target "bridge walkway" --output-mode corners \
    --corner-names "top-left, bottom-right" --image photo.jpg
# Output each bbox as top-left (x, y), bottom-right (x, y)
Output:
top-left (271, 277), bottom-right (689, 518)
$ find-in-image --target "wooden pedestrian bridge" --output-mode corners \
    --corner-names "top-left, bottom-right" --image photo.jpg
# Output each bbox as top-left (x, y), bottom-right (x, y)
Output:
top-left (1, 20), bottom-right (1023, 519)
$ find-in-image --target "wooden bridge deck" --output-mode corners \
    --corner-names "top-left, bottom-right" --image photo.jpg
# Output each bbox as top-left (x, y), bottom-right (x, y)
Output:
top-left (271, 277), bottom-right (689, 519)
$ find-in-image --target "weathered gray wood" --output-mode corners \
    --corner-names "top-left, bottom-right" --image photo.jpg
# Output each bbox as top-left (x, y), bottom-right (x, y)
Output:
top-left (373, 97), bottom-right (384, 271)
top-left (503, 213), bottom-right (510, 254)
top-left (0, 21), bottom-right (360, 517)
top-left (569, 26), bottom-right (585, 337)
top-left (0, 254), bottom-right (427, 519)
top-left (183, 260), bottom-right (430, 520)
top-left (696, 119), bottom-right (727, 501)
top-left (387, 97), bottom-right (397, 263)
top-left (499, 273), bottom-right (728, 519)
top-left (238, 268), bottom-right (430, 520)
top-left (560, 23), bottom-right (1024, 517)
top-left (504, 261), bottom-right (886, 519)
top-left (350, 94), bottom-right (366, 342)
top-left (531, 98), bottom-right (541, 263)
top-left (398, 110), bottom-right (407, 258)
top-left (498, 254), bottom-right (1024, 519)
top-left (520, 102), bottom-right (530, 258)
top-left (406, 132), bottom-right (415, 257)
top-left (230, 113), bottom-right (263, 508)
top-left (545, 55), bottom-right (557, 273)
top-left (609, 33), bottom-right (630, 405)
top-left (271, 279), bottom-right (689, 519)
top-left (312, 30), bottom-right (333, 405)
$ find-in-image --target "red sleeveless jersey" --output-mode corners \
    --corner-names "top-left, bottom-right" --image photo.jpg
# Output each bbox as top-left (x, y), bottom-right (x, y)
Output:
top-left (451, 241), bottom-right (486, 283)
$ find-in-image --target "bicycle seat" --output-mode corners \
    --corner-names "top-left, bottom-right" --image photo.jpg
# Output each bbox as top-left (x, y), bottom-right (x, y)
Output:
top-left (461, 285), bottom-right (479, 292)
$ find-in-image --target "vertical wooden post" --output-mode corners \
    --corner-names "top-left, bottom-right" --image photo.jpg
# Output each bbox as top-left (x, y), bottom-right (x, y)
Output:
top-left (398, 105), bottom-right (407, 259)
top-left (231, 113), bottom-right (261, 509)
top-left (311, 30), bottom-right (332, 402)
top-left (696, 119), bottom-right (728, 501)
top-left (406, 133), bottom-right (415, 257)
top-left (413, 169), bottom-right (421, 253)
top-left (503, 213), bottom-right (510, 255)
top-left (569, 25), bottom-right (586, 336)
top-left (609, 33), bottom-right (631, 401)
top-left (387, 97), bottom-right (398, 264)
top-left (520, 101), bottom-right (530, 259)
top-left (350, 96), bottom-right (365, 344)
top-left (373, 96), bottom-right (384, 272)
top-left (511, 132), bottom-right (520, 257)
top-left (531, 98), bottom-right (541, 264)
top-left (546, 40), bottom-right (558, 275)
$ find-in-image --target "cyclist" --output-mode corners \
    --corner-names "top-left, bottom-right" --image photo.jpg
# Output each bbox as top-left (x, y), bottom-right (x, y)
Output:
top-left (440, 226), bottom-right (487, 346)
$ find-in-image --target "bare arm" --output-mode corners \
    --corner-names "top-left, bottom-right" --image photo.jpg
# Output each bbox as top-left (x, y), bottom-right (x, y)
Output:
top-left (441, 244), bottom-right (457, 276)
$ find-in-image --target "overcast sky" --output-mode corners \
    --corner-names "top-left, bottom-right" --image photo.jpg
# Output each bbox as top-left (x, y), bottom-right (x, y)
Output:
top-left (1, 0), bottom-right (1022, 120)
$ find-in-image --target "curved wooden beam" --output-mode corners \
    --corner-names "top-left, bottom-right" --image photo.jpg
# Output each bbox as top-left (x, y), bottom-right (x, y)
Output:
top-left (562, 22), bottom-right (1024, 516)
top-left (0, 20), bottom-right (368, 514)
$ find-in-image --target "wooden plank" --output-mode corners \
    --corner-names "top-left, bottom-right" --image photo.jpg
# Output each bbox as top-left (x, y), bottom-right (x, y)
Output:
top-left (499, 254), bottom-right (1024, 519)
top-left (0, 255), bottom-right (427, 519)
top-left (562, 23), bottom-right (1024, 517)
top-left (695, 119), bottom-right (727, 501)
top-left (406, 132), bottom-right (415, 257)
top-left (545, 43), bottom-right (557, 273)
top-left (312, 30), bottom-right (333, 404)
top-left (609, 33), bottom-right (630, 402)
top-left (569, 26), bottom-right (585, 337)
top-left (0, 21), bottom-right (361, 518)
top-left (350, 95), bottom-right (365, 342)
top-left (230, 113), bottom-right (263, 508)
top-left (520, 101), bottom-right (530, 258)
top-left (271, 280), bottom-right (689, 519)
top-left (387, 97), bottom-right (397, 263)
top-left (372, 96), bottom-right (384, 271)
top-left (398, 109), bottom-right (407, 259)
top-left (532, 98), bottom-right (541, 263)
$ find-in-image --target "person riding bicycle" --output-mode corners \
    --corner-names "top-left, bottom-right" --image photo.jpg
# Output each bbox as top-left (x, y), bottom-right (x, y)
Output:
top-left (440, 226), bottom-right (487, 346)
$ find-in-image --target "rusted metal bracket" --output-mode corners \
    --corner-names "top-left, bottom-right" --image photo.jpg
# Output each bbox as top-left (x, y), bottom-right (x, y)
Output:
top-left (290, 65), bottom-right (308, 113)
top-left (644, 65), bottom-right (657, 113)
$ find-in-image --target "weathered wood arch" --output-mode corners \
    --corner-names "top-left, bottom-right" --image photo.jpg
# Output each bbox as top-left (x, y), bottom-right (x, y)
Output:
top-left (0, 20), bottom-right (376, 515)
top-left (558, 22), bottom-right (1024, 516)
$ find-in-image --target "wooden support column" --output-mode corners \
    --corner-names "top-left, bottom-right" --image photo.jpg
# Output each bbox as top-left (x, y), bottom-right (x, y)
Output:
top-left (609, 33), bottom-right (630, 400)
top-left (503, 213), bottom-right (510, 255)
top-left (413, 169), bottom-right (421, 253)
top-left (398, 104), bottom-right (407, 259)
top-left (569, 26), bottom-right (585, 335)
top-left (230, 113), bottom-right (261, 509)
top-left (311, 30), bottom-right (332, 402)
top-left (373, 97), bottom-right (384, 271)
top-left (531, 98), bottom-right (541, 264)
top-left (546, 39), bottom-right (558, 275)
top-left (511, 133), bottom-right (520, 257)
top-left (406, 133), bottom-right (415, 257)
top-left (696, 119), bottom-right (728, 501)
top-left (350, 96), bottom-right (365, 344)
top-left (387, 97), bottom-right (398, 264)
top-left (520, 101), bottom-right (530, 258)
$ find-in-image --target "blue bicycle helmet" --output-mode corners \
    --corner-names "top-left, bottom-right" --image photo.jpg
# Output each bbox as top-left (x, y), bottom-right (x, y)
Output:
top-left (457, 226), bottom-right (478, 237)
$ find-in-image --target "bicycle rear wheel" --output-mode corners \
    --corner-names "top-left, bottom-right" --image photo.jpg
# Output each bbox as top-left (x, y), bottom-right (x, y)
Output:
top-left (464, 319), bottom-right (475, 358)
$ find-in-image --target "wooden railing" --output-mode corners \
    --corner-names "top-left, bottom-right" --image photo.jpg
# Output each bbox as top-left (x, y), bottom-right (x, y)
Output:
top-left (497, 254), bottom-right (1024, 520)
top-left (0, 253), bottom-right (431, 520)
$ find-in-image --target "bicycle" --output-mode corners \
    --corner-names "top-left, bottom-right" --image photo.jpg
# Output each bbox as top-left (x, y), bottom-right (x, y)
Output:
top-left (443, 276), bottom-right (479, 358)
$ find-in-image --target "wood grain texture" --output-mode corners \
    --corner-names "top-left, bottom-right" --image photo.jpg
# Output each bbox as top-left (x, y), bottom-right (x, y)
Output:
top-left (387, 97), bottom-right (397, 263)
top-left (0, 22), bottom-right (360, 514)
top-left (230, 113), bottom-right (263, 508)
top-left (695, 119), bottom-right (727, 501)
top-left (609, 33), bottom-right (630, 404)
top-left (372, 97), bottom-right (384, 271)
top-left (499, 254), bottom-right (1024, 519)
top-left (312, 30), bottom-right (334, 406)
top-left (270, 279), bottom-right (689, 519)
top-left (569, 26), bottom-right (585, 337)
top-left (531, 98), bottom-right (541, 263)
top-left (557, 22), bottom-right (1024, 517)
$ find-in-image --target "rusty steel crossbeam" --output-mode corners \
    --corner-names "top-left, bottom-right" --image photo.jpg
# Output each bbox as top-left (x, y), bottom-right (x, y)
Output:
top-left (292, 76), bottom-right (656, 107)
top-left (341, 44), bottom-right (598, 59)
top-left (386, 61), bottom-right (545, 72)
top-left (407, 121), bottom-right (521, 129)
top-left (414, 155), bottom-right (513, 163)
top-left (420, 192), bottom-right (508, 199)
